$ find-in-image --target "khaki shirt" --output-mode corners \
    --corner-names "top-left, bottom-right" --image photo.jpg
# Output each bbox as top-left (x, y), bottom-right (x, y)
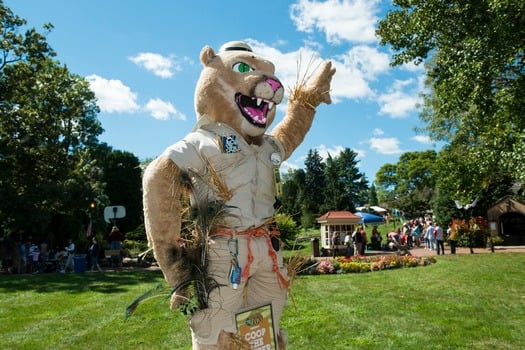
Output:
top-left (163, 116), bottom-right (284, 231)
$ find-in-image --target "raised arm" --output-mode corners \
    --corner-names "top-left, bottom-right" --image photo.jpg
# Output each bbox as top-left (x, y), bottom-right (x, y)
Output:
top-left (271, 60), bottom-right (335, 159)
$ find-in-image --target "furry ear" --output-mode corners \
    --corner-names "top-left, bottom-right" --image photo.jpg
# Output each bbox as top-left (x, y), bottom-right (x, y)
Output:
top-left (200, 46), bottom-right (216, 66)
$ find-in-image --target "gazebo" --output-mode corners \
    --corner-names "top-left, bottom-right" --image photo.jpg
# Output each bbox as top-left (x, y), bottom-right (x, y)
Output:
top-left (316, 211), bottom-right (362, 255)
top-left (487, 195), bottom-right (525, 245)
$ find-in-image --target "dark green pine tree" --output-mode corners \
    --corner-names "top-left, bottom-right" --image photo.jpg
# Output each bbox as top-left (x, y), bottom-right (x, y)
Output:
top-left (321, 153), bottom-right (344, 213)
top-left (334, 148), bottom-right (367, 211)
top-left (368, 184), bottom-right (379, 207)
top-left (278, 168), bottom-right (306, 224)
top-left (302, 149), bottom-right (325, 228)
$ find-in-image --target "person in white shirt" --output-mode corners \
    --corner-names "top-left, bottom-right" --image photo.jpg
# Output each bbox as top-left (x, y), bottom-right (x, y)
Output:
top-left (425, 222), bottom-right (436, 251)
top-left (344, 232), bottom-right (353, 257)
top-left (61, 239), bottom-right (75, 273)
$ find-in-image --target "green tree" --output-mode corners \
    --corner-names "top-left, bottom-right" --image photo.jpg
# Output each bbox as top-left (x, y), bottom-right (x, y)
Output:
top-left (0, 2), bottom-right (103, 244)
top-left (433, 145), bottom-right (516, 225)
top-left (375, 163), bottom-right (397, 205)
top-left (321, 154), bottom-right (344, 213)
top-left (274, 212), bottom-right (301, 247)
top-left (334, 148), bottom-right (367, 211)
top-left (502, 131), bottom-right (525, 183)
top-left (375, 150), bottom-right (436, 218)
top-left (0, 2), bottom-right (55, 71)
top-left (99, 147), bottom-right (143, 235)
top-left (280, 149), bottom-right (368, 227)
top-left (377, 0), bottom-right (525, 198)
top-left (302, 149), bottom-right (325, 228)
top-left (368, 184), bottom-right (378, 207)
top-left (278, 168), bottom-right (306, 224)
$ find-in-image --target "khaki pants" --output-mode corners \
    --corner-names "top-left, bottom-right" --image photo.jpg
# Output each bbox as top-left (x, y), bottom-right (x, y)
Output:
top-left (189, 235), bottom-right (288, 346)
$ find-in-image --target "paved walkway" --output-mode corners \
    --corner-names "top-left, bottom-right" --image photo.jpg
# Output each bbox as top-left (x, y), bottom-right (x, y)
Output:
top-left (391, 245), bottom-right (525, 257)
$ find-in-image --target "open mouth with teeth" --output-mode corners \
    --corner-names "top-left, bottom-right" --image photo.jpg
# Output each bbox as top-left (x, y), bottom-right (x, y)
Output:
top-left (235, 93), bottom-right (275, 128)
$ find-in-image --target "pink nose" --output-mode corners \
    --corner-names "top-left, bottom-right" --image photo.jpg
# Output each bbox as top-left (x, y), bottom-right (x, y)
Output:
top-left (266, 78), bottom-right (282, 92)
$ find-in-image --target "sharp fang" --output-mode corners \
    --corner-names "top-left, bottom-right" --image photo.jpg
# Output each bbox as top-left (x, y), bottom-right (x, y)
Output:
top-left (268, 102), bottom-right (274, 109)
top-left (257, 98), bottom-right (263, 106)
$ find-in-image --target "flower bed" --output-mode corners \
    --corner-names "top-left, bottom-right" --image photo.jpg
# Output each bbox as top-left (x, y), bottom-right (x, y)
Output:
top-left (296, 254), bottom-right (436, 275)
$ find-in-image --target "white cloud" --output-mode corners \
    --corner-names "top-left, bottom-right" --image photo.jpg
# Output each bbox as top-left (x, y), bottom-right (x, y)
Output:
top-left (370, 137), bottom-right (403, 155)
top-left (87, 74), bottom-right (140, 113)
top-left (392, 79), bottom-right (415, 90)
top-left (339, 45), bottom-right (391, 79)
top-left (373, 128), bottom-right (384, 136)
top-left (279, 144), bottom-right (354, 173)
top-left (145, 98), bottom-right (187, 121)
top-left (378, 79), bottom-right (420, 118)
top-left (328, 62), bottom-right (372, 101)
top-left (129, 52), bottom-right (179, 78)
top-left (317, 144), bottom-right (346, 161)
top-left (290, 0), bottom-right (381, 44)
top-left (354, 148), bottom-right (366, 160)
top-left (331, 46), bottom-right (390, 101)
top-left (280, 160), bottom-right (300, 174)
top-left (401, 60), bottom-right (426, 73)
top-left (412, 135), bottom-right (432, 144)
top-left (86, 74), bottom-right (187, 121)
top-left (378, 91), bottom-right (418, 118)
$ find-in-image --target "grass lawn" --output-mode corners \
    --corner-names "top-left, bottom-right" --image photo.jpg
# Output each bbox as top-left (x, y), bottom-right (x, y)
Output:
top-left (1, 253), bottom-right (524, 349)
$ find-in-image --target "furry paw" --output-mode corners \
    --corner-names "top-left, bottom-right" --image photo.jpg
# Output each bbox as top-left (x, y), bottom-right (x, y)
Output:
top-left (309, 61), bottom-right (336, 105)
top-left (291, 60), bottom-right (336, 109)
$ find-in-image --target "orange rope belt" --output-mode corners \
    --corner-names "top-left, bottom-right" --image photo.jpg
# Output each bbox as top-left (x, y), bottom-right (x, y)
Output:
top-left (213, 226), bottom-right (289, 289)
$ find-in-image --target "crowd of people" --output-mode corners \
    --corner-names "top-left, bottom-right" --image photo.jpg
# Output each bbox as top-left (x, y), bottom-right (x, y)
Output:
top-left (388, 218), bottom-right (456, 255)
top-left (325, 216), bottom-right (460, 258)
top-left (17, 238), bottom-right (49, 274)
top-left (387, 218), bottom-right (455, 255)
top-left (3, 225), bottom-right (125, 274)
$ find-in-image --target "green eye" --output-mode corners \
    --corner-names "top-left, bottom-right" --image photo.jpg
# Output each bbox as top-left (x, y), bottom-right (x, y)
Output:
top-left (232, 62), bottom-right (253, 73)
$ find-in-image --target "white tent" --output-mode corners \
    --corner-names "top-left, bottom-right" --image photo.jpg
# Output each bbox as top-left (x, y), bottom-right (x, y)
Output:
top-left (370, 206), bottom-right (388, 213)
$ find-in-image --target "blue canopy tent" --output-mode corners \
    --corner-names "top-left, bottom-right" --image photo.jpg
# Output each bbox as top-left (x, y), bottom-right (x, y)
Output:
top-left (355, 212), bottom-right (385, 224)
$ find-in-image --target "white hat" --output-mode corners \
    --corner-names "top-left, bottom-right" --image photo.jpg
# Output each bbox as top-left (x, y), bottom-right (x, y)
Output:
top-left (219, 41), bottom-right (253, 53)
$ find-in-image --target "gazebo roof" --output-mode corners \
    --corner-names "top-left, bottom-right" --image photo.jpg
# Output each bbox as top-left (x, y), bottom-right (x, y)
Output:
top-left (316, 211), bottom-right (362, 221)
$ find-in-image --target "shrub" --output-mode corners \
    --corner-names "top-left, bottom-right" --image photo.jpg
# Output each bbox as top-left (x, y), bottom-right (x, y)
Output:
top-left (316, 259), bottom-right (334, 274)
top-left (275, 213), bottom-right (301, 245)
top-left (319, 255), bottom-right (437, 274)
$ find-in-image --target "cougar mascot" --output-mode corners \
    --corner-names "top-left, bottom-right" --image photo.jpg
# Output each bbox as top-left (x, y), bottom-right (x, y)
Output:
top-left (143, 41), bottom-right (335, 349)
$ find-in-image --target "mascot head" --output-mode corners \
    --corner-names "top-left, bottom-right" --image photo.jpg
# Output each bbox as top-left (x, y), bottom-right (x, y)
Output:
top-left (194, 41), bottom-right (284, 144)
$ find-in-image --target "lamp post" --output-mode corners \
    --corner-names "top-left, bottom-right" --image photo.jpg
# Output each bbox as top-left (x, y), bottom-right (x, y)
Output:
top-left (87, 202), bottom-right (95, 238)
top-left (454, 198), bottom-right (478, 254)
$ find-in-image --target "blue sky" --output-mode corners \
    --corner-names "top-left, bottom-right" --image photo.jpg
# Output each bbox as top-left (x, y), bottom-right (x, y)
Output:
top-left (6, 0), bottom-right (441, 180)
